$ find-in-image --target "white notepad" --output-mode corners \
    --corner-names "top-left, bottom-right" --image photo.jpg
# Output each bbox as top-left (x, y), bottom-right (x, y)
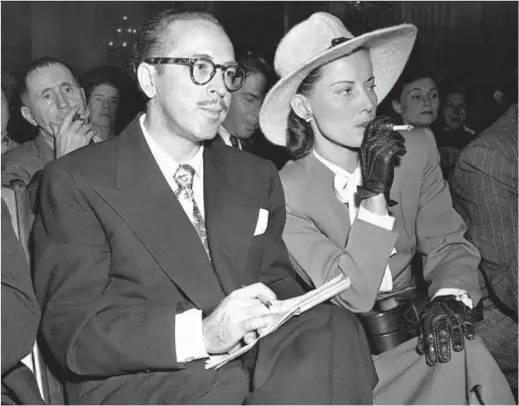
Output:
top-left (205, 274), bottom-right (351, 369)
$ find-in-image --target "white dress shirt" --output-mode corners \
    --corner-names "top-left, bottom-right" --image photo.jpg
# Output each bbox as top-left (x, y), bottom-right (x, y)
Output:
top-left (218, 125), bottom-right (242, 150)
top-left (140, 114), bottom-right (209, 363)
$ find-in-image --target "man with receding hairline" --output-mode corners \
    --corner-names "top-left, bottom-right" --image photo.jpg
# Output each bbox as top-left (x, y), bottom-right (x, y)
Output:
top-left (33, 9), bottom-right (376, 405)
top-left (2, 57), bottom-right (97, 188)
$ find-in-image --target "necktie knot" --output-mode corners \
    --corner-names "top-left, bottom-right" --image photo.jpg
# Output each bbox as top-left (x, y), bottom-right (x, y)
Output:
top-left (229, 135), bottom-right (240, 149)
top-left (174, 164), bottom-right (195, 193)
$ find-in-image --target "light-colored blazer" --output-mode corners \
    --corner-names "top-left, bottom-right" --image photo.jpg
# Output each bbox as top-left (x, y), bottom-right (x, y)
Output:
top-left (280, 127), bottom-right (482, 313)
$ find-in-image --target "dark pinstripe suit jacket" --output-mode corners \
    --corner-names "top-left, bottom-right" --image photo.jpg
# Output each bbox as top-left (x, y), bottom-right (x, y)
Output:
top-left (451, 104), bottom-right (518, 315)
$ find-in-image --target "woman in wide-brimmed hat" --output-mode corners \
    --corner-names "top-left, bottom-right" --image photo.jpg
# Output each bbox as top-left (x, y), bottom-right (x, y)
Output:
top-left (260, 12), bottom-right (515, 405)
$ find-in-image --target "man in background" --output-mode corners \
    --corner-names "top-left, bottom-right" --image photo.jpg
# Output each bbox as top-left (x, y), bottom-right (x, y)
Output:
top-left (217, 52), bottom-right (289, 168)
top-left (451, 103), bottom-right (518, 396)
top-left (2, 57), bottom-right (96, 188)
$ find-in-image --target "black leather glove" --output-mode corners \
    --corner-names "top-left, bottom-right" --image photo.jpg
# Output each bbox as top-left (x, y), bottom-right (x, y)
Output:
top-left (416, 295), bottom-right (476, 366)
top-left (356, 116), bottom-right (407, 207)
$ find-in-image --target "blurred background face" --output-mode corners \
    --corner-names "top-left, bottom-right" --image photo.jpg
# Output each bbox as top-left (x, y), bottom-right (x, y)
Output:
top-left (394, 77), bottom-right (439, 127)
top-left (441, 91), bottom-right (467, 130)
top-left (89, 83), bottom-right (120, 128)
top-left (307, 49), bottom-right (377, 149)
top-left (149, 19), bottom-right (235, 142)
top-left (222, 72), bottom-right (266, 139)
top-left (23, 63), bottom-right (87, 136)
top-left (1, 90), bottom-right (9, 137)
top-left (1, 90), bottom-right (16, 154)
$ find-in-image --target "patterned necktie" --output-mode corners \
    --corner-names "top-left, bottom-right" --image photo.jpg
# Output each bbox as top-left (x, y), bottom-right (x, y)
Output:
top-left (229, 135), bottom-right (240, 149)
top-left (173, 164), bottom-right (211, 260)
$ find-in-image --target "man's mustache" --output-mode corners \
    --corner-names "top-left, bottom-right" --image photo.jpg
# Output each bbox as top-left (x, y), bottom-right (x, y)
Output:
top-left (197, 100), bottom-right (228, 111)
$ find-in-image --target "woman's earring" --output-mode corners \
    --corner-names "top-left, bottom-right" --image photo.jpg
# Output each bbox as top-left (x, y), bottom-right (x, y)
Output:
top-left (304, 114), bottom-right (313, 123)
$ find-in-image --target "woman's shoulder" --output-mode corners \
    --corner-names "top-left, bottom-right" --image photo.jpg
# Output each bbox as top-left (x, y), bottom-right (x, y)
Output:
top-left (280, 156), bottom-right (309, 181)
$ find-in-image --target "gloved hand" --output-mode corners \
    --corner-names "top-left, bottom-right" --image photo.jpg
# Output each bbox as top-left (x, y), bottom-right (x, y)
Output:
top-left (356, 116), bottom-right (407, 207)
top-left (416, 295), bottom-right (476, 366)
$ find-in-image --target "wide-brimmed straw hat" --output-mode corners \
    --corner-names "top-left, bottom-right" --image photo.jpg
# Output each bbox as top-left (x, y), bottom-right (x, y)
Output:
top-left (259, 12), bottom-right (417, 146)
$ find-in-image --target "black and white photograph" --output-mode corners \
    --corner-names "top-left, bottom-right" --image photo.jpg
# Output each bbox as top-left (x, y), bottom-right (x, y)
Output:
top-left (1, 1), bottom-right (517, 404)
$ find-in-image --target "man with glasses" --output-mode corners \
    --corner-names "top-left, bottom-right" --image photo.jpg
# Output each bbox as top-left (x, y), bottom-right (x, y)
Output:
top-left (32, 10), bottom-right (377, 405)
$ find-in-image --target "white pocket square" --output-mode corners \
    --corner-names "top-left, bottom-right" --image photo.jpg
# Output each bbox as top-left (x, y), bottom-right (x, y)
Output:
top-left (254, 208), bottom-right (269, 236)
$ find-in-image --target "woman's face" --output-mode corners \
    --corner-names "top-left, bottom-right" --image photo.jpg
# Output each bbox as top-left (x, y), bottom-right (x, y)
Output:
top-left (393, 77), bottom-right (439, 127)
top-left (88, 83), bottom-right (120, 128)
top-left (305, 50), bottom-right (377, 149)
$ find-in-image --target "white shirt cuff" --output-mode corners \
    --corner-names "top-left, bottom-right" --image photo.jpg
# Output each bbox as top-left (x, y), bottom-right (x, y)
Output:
top-left (357, 206), bottom-right (395, 231)
top-left (175, 309), bottom-right (209, 363)
top-left (433, 288), bottom-right (473, 309)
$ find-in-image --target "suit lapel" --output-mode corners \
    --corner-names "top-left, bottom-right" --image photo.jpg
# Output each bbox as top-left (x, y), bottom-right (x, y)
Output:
top-left (303, 154), bottom-right (352, 248)
top-left (203, 143), bottom-right (258, 294)
top-left (93, 116), bottom-right (225, 313)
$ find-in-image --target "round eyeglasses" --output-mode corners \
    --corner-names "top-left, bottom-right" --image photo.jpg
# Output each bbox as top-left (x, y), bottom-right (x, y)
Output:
top-left (144, 57), bottom-right (245, 92)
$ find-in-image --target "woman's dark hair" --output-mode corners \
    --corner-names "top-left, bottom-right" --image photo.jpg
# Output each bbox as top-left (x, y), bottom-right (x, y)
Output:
top-left (286, 66), bottom-right (323, 160)
top-left (378, 60), bottom-right (438, 123)
top-left (79, 66), bottom-right (145, 134)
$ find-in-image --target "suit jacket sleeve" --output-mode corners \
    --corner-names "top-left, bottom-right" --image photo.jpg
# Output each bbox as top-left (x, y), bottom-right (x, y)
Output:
top-left (415, 130), bottom-right (482, 304)
top-left (1, 200), bottom-right (41, 374)
top-left (258, 163), bottom-right (306, 300)
top-left (1, 149), bottom-right (34, 187)
top-left (282, 178), bottom-right (398, 313)
top-left (33, 164), bottom-right (183, 377)
top-left (451, 141), bottom-right (517, 314)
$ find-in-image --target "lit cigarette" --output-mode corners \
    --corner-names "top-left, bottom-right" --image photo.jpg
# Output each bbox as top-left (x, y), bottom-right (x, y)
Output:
top-left (392, 125), bottom-right (414, 131)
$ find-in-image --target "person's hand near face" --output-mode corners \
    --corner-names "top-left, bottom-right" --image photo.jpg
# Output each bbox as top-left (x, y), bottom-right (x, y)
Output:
top-left (20, 62), bottom-right (97, 155)
top-left (50, 105), bottom-right (96, 159)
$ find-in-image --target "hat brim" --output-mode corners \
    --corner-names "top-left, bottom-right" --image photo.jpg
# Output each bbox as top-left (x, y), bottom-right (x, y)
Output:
top-left (260, 24), bottom-right (418, 146)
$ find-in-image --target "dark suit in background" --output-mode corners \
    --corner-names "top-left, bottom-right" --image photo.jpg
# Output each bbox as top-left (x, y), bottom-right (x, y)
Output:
top-left (33, 116), bottom-right (376, 404)
top-left (1, 200), bottom-right (44, 405)
top-left (451, 103), bottom-right (518, 390)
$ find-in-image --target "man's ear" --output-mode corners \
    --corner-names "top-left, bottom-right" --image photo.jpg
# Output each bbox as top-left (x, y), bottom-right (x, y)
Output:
top-left (289, 94), bottom-right (312, 120)
top-left (80, 87), bottom-right (87, 106)
top-left (20, 106), bottom-right (38, 127)
top-left (391, 99), bottom-right (402, 115)
top-left (137, 63), bottom-right (156, 99)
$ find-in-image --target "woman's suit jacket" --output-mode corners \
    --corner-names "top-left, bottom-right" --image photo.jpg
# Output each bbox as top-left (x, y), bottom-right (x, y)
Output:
top-left (280, 127), bottom-right (482, 313)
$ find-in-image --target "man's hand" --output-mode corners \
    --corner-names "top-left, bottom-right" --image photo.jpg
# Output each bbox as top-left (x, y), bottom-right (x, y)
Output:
top-left (416, 295), bottom-right (476, 366)
top-left (356, 116), bottom-right (407, 207)
top-left (50, 106), bottom-right (97, 159)
top-left (202, 283), bottom-right (282, 354)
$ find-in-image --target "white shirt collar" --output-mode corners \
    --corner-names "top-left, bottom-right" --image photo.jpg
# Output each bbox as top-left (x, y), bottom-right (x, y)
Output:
top-left (218, 125), bottom-right (232, 146)
top-left (313, 150), bottom-right (355, 179)
top-left (140, 114), bottom-right (204, 183)
top-left (218, 124), bottom-right (241, 149)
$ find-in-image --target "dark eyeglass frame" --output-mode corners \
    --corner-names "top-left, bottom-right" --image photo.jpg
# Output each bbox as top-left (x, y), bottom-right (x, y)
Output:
top-left (144, 57), bottom-right (245, 92)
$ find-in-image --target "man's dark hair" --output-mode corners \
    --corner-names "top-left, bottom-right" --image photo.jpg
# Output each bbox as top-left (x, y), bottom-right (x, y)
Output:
top-left (19, 57), bottom-right (78, 106)
top-left (237, 52), bottom-right (277, 92)
top-left (131, 9), bottom-right (225, 75)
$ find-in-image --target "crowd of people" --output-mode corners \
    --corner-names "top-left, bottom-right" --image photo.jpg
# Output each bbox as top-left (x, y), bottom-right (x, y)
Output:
top-left (1, 7), bottom-right (517, 405)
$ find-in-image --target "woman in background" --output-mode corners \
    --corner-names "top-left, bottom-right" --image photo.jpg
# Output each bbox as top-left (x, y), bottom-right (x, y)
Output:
top-left (80, 66), bottom-right (144, 141)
